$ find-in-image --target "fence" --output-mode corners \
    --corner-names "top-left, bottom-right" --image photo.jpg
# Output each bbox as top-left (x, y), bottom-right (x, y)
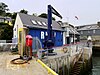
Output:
top-left (0, 40), bottom-right (12, 43)
top-left (0, 43), bottom-right (17, 51)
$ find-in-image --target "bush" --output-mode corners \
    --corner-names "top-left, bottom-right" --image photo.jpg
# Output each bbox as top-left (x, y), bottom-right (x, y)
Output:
top-left (0, 22), bottom-right (8, 25)
top-left (0, 25), bottom-right (13, 40)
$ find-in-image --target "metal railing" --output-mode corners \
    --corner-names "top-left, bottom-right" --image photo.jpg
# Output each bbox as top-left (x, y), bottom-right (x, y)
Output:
top-left (0, 43), bottom-right (17, 51)
top-left (37, 42), bottom-right (92, 75)
top-left (40, 42), bottom-right (85, 75)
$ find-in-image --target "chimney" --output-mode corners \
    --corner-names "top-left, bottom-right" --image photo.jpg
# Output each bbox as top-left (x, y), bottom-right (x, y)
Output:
top-left (97, 22), bottom-right (100, 27)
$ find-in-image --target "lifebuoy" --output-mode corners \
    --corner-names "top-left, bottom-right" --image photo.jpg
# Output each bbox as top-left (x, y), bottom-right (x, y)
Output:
top-left (62, 47), bottom-right (68, 53)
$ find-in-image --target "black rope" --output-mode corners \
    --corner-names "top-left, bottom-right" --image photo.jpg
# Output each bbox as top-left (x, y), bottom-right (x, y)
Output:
top-left (10, 57), bottom-right (28, 64)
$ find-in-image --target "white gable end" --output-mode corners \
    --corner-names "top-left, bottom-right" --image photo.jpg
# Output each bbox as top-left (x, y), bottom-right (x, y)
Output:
top-left (13, 13), bottom-right (24, 43)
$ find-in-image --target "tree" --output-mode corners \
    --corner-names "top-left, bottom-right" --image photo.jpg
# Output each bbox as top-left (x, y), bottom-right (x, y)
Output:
top-left (11, 12), bottom-right (17, 19)
top-left (0, 2), bottom-right (9, 16)
top-left (38, 13), bottom-right (55, 20)
top-left (6, 12), bottom-right (12, 17)
top-left (32, 13), bottom-right (37, 16)
top-left (11, 12), bottom-right (17, 25)
top-left (20, 9), bottom-right (28, 14)
top-left (0, 24), bottom-right (13, 40)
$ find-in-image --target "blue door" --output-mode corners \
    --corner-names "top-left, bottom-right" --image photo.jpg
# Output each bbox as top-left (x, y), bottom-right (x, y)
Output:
top-left (55, 31), bottom-right (63, 46)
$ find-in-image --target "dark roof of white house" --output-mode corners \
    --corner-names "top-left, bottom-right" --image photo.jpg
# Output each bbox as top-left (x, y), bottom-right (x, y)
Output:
top-left (69, 26), bottom-right (79, 34)
top-left (18, 13), bottom-right (63, 31)
top-left (0, 16), bottom-right (12, 21)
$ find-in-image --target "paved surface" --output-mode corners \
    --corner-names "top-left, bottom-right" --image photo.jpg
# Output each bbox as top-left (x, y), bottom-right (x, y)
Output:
top-left (0, 52), bottom-right (48, 75)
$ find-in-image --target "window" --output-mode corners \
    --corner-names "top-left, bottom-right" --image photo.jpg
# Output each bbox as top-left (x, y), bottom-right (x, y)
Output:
top-left (71, 37), bottom-right (73, 43)
top-left (88, 31), bottom-right (90, 33)
top-left (31, 20), bottom-right (37, 24)
top-left (14, 28), bottom-right (16, 31)
top-left (61, 32), bottom-right (63, 35)
top-left (93, 30), bottom-right (95, 33)
top-left (37, 21), bottom-right (42, 25)
top-left (81, 31), bottom-right (83, 34)
top-left (42, 22), bottom-right (47, 26)
top-left (87, 26), bottom-right (91, 29)
top-left (54, 32), bottom-right (56, 37)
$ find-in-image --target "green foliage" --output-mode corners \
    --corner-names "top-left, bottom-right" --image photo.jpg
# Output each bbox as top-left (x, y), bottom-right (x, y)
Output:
top-left (11, 12), bottom-right (17, 25)
top-left (6, 12), bottom-right (12, 17)
top-left (0, 22), bottom-right (8, 25)
top-left (38, 13), bottom-right (47, 18)
top-left (11, 12), bottom-right (17, 19)
top-left (38, 13), bottom-right (55, 21)
top-left (20, 9), bottom-right (28, 14)
top-left (0, 2), bottom-right (9, 16)
top-left (0, 24), bottom-right (13, 40)
top-left (0, 2), bottom-right (58, 40)
top-left (32, 13), bottom-right (37, 16)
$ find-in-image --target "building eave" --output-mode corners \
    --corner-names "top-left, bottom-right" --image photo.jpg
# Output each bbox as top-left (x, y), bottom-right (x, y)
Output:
top-left (23, 24), bottom-right (64, 31)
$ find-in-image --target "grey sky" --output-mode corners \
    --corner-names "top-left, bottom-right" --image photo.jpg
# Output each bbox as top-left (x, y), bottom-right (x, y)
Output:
top-left (1, 0), bottom-right (100, 26)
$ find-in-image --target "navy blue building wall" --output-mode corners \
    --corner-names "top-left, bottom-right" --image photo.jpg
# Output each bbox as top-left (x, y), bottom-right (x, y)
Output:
top-left (28, 28), bottom-right (63, 48)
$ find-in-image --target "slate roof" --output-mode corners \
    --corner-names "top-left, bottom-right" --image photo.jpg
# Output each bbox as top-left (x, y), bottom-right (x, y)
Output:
top-left (68, 26), bottom-right (79, 34)
top-left (18, 13), bottom-right (63, 31)
top-left (77, 24), bottom-right (100, 31)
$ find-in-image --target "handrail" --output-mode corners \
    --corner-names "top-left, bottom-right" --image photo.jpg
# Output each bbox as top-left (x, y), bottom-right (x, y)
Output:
top-left (37, 59), bottom-right (58, 75)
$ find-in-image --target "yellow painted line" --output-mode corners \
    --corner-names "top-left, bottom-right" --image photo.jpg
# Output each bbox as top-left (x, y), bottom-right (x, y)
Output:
top-left (37, 59), bottom-right (58, 75)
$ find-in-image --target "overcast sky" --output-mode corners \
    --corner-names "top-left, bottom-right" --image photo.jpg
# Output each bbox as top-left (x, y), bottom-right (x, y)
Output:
top-left (1, 0), bottom-right (100, 26)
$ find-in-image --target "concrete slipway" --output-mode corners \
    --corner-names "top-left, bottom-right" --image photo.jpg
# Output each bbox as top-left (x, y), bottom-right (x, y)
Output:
top-left (0, 52), bottom-right (49, 75)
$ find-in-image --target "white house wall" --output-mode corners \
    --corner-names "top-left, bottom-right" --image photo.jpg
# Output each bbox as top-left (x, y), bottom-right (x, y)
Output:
top-left (13, 13), bottom-right (23, 39)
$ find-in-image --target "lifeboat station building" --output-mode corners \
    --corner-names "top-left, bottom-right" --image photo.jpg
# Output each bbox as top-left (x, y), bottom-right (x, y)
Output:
top-left (13, 13), bottom-right (79, 51)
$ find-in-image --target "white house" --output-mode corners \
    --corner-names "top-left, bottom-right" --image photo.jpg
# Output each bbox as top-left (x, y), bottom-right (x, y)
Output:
top-left (0, 16), bottom-right (12, 26)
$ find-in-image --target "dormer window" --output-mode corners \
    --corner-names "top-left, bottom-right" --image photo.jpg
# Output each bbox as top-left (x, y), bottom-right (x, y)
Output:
top-left (42, 22), bottom-right (47, 26)
top-left (37, 21), bottom-right (42, 25)
top-left (31, 20), bottom-right (37, 24)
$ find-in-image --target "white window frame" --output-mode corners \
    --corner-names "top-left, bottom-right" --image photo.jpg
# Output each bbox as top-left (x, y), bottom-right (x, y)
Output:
top-left (37, 21), bottom-right (42, 25)
top-left (93, 30), bottom-right (95, 33)
top-left (54, 32), bottom-right (56, 37)
top-left (31, 20), bottom-right (37, 24)
top-left (42, 22), bottom-right (47, 26)
top-left (81, 31), bottom-right (83, 34)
